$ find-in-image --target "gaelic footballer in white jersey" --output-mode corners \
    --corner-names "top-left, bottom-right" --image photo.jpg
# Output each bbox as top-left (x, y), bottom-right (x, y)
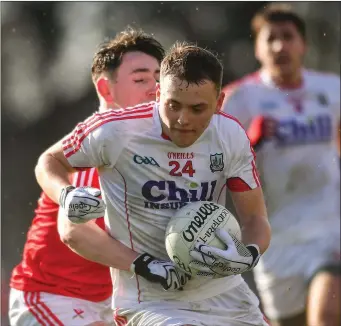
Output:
top-left (62, 101), bottom-right (260, 309)
top-left (224, 69), bottom-right (340, 244)
top-left (223, 69), bottom-right (340, 319)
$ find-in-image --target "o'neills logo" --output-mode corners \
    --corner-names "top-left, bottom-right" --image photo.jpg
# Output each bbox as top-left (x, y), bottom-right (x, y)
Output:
top-left (182, 202), bottom-right (220, 242)
top-left (167, 152), bottom-right (194, 160)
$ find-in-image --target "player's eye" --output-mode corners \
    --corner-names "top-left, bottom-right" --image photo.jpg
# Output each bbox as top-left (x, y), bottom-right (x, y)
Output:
top-left (192, 105), bottom-right (205, 113)
top-left (283, 32), bottom-right (294, 41)
top-left (134, 79), bottom-right (146, 83)
top-left (267, 35), bottom-right (275, 43)
top-left (169, 102), bottom-right (180, 111)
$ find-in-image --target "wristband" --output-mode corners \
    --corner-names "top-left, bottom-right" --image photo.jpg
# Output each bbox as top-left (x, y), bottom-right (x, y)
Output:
top-left (246, 244), bottom-right (261, 267)
top-left (130, 253), bottom-right (154, 274)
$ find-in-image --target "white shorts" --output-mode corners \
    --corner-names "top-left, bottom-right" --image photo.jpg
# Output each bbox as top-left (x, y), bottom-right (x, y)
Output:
top-left (253, 232), bottom-right (341, 320)
top-left (9, 288), bottom-right (113, 326)
top-left (113, 281), bottom-right (270, 326)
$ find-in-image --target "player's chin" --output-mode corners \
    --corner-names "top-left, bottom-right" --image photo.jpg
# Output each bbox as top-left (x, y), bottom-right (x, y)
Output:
top-left (173, 135), bottom-right (197, 148)
top-left (275, 62), bottom-right (295, 76)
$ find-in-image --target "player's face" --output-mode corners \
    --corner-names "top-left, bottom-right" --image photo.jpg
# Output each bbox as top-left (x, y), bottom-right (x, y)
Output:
top-left (158, 76), bottom-right (225, 148)
top-left (255, 21), bottom-right (306, 79)
top-left (108, 51), bottom-right (160, 108)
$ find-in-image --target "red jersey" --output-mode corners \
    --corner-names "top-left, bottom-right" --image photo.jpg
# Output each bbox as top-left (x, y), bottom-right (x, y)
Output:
top-left (10, 168), bottom-right (112, 302)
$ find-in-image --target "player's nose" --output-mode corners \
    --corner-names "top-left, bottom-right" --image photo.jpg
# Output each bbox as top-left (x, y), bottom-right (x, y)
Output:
top-left (147, 83), bottom-right (157, 98)
top-left (272, 39), bottom-right (286, 53)
top-left (178, 109), bottom-right (190, 125)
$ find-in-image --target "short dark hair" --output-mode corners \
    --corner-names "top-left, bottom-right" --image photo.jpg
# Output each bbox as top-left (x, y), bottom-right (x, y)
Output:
top-left (91, 27), bottom-right (165, 82)
top-left (160, 41), bottom-right (223, 93)
top-left (251, 4), bottom-right (306, 40)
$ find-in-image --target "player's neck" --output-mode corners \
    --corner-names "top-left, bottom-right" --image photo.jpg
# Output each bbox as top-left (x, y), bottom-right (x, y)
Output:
top-left (265, 69), bottom-right (303, 90)
top-left (100, 99), bottom-right (121, 111)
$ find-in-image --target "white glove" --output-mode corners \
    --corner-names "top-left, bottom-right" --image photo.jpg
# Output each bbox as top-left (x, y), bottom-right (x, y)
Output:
top-left (131, 253), bottom-right (191, 291)
top-left (59, 185), bottom-right (106, 224)
top-left (189, 229), bottom-right (260, 277)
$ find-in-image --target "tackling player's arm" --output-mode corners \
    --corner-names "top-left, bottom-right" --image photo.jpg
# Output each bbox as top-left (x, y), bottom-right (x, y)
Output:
top-left (35, 137), bottom-right (77, 204)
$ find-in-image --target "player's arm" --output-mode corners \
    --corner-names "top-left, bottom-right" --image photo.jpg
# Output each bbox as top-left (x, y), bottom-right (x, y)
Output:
top-left (229, 186), bottom-right (270, 254)
top-left (36, 115), bottom-right (111, 223)
top-left (58, 215), bottom-right (139, 271)
top-left (57, 169), bottom-right (139, 271)
top-left (190, 122), bottom-right (270, 277)
top-left (58, 211), bottom-right (190, 291)
top-left (226, 124), bottom-right (271, 255)
top-left (35, 138), bottom-right (77, 204)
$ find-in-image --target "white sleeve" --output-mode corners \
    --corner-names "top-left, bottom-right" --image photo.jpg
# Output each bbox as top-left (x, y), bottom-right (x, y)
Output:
top-left (62, 112), bottom-right (126, 169)
top-left (331, 75), bottom-right (340, 123)
top-left (222, 86), bottom-right (253, 129)
top-left (225, 123), bottom-right (260, 191)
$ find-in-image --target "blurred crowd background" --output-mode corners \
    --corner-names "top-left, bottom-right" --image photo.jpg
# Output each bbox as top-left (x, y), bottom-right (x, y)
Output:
top-left (1, 1), bottom-right (340, 324)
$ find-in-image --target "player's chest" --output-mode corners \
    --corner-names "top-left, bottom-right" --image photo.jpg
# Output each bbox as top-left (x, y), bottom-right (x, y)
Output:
top-left (114, 142), bottom-right (227, 206)
top-left (254, 89), bottom-right (335, 146)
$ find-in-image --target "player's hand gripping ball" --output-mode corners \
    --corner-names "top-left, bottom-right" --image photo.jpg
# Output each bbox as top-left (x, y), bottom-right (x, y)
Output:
top-left (165, 201), bottom-right (258, 278)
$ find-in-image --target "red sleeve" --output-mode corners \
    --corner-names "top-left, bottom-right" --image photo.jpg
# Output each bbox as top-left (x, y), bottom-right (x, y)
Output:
top-left (71, 168), bottom-right (99, 188)
top-left (71, 168), bottom-right (104, 228)
top-left (226, 177), bottom-right (252, 192)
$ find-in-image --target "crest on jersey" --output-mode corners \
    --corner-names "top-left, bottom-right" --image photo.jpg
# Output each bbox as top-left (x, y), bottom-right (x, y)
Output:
top-left (316, 93), bottom-right (328, 106)
top-left (210, 153), bottom-right (224, 172)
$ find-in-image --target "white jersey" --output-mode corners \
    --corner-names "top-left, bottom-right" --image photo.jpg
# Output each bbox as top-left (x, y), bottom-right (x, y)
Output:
top-left (62, 101), bottom-right (260, 309)
top-left (223, 69), bottom-right (340, 245)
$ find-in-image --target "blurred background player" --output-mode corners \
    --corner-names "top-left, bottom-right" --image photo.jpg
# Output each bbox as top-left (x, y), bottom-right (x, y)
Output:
top-left (9, 27), bottom-right (165, 326)
top-left (222, 4), bottom-right (340, 326)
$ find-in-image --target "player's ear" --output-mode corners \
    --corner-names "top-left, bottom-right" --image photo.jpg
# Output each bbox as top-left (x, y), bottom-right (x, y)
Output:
top-left (215, 91), bottom-right (225, 113)
top-left (156, 83), bottom-right (161, 102)
top-left (96, 77), bottom-right (114, 103)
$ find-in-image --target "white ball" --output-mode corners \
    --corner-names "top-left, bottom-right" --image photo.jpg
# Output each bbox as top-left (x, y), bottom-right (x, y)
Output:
top-left (165, 201), bottom-right (241, 277)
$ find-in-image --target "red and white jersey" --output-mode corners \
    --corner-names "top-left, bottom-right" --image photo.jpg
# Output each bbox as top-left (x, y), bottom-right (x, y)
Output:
top-left (62, 101), bottom-right (261, 309)
top-left (10, 168), bottom-right (112, 302)
top-left (222, 69), bottom-right (340, 245)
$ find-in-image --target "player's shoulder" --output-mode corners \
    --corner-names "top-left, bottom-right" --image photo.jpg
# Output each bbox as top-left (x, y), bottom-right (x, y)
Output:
top-left (95, 101), bottom-right (155, 126)
top-left (305, 69), bottom-right (340, 105)
top-left (223, 71), bottom-right (261, 97)
top-left (213, 111), bottom-right (246, 138)
top-left (86, 101), bottom-right (156, 136)
top-left (211, 112), bottom-right (250, 154)
top-left (305, 69), bottom-right (340, 89)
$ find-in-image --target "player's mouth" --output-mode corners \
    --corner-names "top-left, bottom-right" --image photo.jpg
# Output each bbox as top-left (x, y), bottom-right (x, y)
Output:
top-left (173, 129), bottom-right (195, 134)
top-left (273, 55), bottom-right (291, 65)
